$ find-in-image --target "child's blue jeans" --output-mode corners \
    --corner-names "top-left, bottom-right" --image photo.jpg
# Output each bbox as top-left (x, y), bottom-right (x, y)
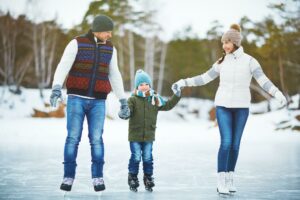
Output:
top-left (128, 142), bottom-right (153, 175)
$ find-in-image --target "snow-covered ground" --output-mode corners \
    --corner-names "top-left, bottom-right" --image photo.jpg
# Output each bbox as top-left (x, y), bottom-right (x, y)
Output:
top-left (0, 87), bottom-right (300, 200)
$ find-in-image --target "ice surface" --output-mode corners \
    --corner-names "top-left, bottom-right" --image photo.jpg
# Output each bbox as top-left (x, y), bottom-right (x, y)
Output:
top-left (0, 113), bottom-right (300, 200)
top-left (0, 88), bottom-right (299, 199)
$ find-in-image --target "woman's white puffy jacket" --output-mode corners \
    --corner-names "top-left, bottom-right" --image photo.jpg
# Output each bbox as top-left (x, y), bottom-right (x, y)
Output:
top-left (183, 47), bottom-right (280, 108)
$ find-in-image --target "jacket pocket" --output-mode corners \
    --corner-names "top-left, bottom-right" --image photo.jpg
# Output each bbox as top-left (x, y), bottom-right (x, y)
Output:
top-left (130, 125), bottom-right (141, 131)
top-left (131, 124), bottom-right (141, 128)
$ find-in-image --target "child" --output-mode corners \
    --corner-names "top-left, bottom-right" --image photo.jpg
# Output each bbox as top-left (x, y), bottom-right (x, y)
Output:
top-left (119, 69), bottom-right (180, 192)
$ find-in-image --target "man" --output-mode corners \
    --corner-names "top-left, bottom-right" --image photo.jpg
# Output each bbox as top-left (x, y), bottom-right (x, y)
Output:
top-left (50, 15), bottom-right (130, 192)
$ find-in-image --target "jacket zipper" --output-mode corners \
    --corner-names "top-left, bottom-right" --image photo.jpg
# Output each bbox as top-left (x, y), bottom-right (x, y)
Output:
top-left (232, 55), bottom-right (237, 104)
top-left (143, 98), bottom-right (146, 141)
top-left (88, 42), bottom-right (99, 96)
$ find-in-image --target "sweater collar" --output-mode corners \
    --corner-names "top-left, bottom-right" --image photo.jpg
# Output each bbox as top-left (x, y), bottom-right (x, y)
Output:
top-left (86, 29), bottom-right (106, 44)
top-left (231, 46), bottom-right (244, 58)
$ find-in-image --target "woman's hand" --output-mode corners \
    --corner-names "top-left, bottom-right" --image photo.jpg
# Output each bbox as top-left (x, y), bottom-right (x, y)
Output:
top-left (274, 91), bottom-right (287, 107)
top-left (171, 79), bottom-right (186, 97)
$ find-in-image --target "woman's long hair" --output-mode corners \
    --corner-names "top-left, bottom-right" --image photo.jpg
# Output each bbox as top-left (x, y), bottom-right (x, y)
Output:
top-left (217, 44), bottom-right (239, 64)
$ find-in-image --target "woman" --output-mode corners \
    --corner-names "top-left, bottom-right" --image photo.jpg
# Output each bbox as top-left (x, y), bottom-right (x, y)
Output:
top-left (172, 24), bottom-right (287, 195)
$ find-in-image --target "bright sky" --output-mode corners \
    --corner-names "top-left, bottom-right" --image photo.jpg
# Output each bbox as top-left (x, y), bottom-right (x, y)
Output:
top-left (0, 0), bottom-right (277, 40)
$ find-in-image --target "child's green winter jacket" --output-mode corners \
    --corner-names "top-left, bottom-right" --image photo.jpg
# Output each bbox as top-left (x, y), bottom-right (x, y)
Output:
top-left (127, 95), bottom-right (180, 142)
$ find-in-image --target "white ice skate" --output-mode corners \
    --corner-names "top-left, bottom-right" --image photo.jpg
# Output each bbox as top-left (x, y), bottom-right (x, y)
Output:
top-left (217, 172), bottom-right (230, 195)
top-left (226, 171), bottom-right (237, 193)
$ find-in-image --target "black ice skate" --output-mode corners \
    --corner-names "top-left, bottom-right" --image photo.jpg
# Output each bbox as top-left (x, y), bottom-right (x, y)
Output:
top-left (60, 177), bottom-right (74, 192)
top-left (143, 174), bottom-right (155, 192)
top-left (93, 177), bottom-right (105, 192)
top-left (128, 173), bottom-right (139, 192)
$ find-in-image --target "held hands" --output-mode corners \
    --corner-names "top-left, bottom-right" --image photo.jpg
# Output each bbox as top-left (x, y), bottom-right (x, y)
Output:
top-left (118, 98), bottom-right (130, 119)
top-left (50, 84), bottom-right (63, 107)
top-left (274, 91), bottom-right (287, 107)
top-left (171, 79), bottom-right (186, 97)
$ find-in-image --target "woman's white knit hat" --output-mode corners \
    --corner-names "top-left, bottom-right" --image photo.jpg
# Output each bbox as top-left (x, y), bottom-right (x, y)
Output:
top-left (221, 24), bottom-right (242, 47)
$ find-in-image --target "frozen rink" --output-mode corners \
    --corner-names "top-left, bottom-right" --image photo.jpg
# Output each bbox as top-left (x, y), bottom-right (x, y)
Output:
top-left (0, 110), bottom-right (300, 200)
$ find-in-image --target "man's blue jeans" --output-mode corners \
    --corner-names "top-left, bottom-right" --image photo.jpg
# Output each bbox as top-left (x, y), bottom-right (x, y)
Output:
top-left (216, 106), bottom-right (249, 172)
top-left (63, 95), bottom-right (106, 178)
top-left (128, 142), bottom-right (153, 175)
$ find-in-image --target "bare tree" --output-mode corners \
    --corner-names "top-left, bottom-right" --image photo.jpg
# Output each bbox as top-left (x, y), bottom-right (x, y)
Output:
top-left (144, 37), bottom-right (155, 79)
top-left (157, 42), bottom-right (167, 94)
top-left (0, 13), bottom-right (17, 86)
top-left (32, 22), bottom-right (57, 98)
top-left (0, 14), bottom-right (33, 92)
top-left (117, 34), bottom-right (125, 75)
top-left (128, 31), bottom-right (135, 90)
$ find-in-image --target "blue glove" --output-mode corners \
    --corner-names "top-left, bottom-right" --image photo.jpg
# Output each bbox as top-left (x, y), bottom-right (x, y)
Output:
top-left (171, 84), bottom-right (181, 97)
top-left (50, 84), bottom-right (63, 107)
top-left (118, 98), bottom-right (130, 119)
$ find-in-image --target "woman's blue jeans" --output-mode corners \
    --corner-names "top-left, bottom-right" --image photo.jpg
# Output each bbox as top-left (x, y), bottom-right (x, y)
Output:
top-left (216, 106), bottom-right (249, 172)
top-left (63, 95), bottom-right (106, 179)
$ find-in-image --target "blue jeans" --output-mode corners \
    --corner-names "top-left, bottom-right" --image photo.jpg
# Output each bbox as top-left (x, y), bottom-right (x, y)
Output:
top-left (128, 142), bottom-right (153, 175)
top-left (216, 106), bottom-right (249, 172)
top-left (63, 95), bottom-right (106, 178)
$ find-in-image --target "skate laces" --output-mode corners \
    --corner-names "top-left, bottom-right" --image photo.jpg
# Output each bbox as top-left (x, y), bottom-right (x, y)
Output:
top-left (229, 177), bottom-right (233, 186)
top-left (218, 173), bottom-right (226, 186)
top-left (62, 177), bottom-right (74, 185)
top-left (93, 177), bottom-right (104, 186)
top-left (145, 176), bottom-right (154, 182)
top-left (225, 173), bottom-right (233, 186)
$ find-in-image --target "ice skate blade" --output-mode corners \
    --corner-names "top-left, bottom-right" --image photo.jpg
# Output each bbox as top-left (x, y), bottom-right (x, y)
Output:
top-left (217, 188), bottom-right (230, 195)
top-left (96, 192), bottom-right (103, 199)
top-left (130, 187), bottom-right (138, 192)
top-left (145, 187), bottom-right (153, 192)
top-left (63, 191), bottom-right (71, 200)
